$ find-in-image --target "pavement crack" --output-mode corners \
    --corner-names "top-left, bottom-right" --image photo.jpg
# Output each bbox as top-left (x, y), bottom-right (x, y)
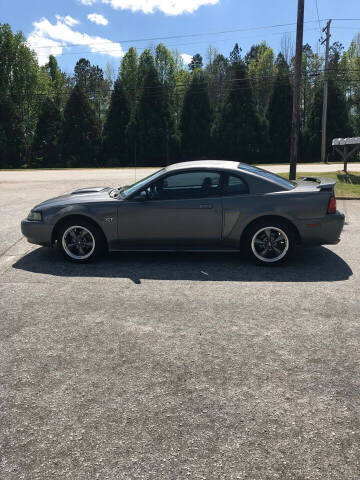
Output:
top-left (0, 236), bottom-right (25, 258)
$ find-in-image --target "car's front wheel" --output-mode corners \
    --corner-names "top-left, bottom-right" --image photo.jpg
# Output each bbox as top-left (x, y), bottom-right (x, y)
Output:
top-left (57, 220), bottom-right (106, 262)
top-left (243, 220), bottom-right (295, 266)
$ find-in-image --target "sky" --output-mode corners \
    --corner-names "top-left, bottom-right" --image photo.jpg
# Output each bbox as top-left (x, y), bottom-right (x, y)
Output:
top-left (2, 0), bottom-right (360, 74)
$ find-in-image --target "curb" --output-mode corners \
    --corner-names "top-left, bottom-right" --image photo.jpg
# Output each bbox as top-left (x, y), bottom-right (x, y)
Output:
top-left (337, 197), bottom-right (360, 200)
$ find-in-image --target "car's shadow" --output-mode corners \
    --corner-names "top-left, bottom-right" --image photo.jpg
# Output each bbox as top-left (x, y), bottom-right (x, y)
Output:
top-left (12, 246), bottom-right (352, 283)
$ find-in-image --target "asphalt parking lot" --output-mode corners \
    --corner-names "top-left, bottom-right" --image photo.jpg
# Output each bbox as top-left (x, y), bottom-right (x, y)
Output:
top-left (1, 169), bottom-right (360, 480)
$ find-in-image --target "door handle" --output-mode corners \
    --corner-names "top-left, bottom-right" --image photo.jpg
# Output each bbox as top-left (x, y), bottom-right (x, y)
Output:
top-left (200, 204), bottom-right (213, 209)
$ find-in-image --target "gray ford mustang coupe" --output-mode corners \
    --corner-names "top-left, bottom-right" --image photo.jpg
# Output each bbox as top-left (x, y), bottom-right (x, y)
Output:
top-left (21, 160), bottom-right (345, 265)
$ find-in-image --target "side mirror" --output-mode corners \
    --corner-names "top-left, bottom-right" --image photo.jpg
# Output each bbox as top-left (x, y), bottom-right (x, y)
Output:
top-left (133, 191), bottom-right (147, 202)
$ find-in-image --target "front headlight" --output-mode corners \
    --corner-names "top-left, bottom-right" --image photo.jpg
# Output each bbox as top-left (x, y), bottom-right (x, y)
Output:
top-left (27, 210), bottom-right (43, 221)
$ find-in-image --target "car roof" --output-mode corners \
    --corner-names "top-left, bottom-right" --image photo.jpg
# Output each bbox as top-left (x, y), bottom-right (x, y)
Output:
top-left (164, 160), bottom-right (240, 172)
top-left (162, 160), bottom-right (294, 191)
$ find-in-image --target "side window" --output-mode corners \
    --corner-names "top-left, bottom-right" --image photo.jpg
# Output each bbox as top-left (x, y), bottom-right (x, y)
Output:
top-left (152, 171), bottom-right (221, 200)
top-left (223, 174), bottom-right (249, 196)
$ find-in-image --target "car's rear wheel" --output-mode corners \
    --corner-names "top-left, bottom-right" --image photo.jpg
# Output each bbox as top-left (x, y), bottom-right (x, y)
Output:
top-left (57, 220), bottom-right (105, 263)
top-left (243, 220), bottom-right (295, 266)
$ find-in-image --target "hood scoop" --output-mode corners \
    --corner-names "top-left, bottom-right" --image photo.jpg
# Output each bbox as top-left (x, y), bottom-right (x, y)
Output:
top-left (71, 187), bottom-right (107, 195)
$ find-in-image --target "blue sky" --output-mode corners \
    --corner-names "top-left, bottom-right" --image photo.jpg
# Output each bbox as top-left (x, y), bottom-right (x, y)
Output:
top-left (2, 0), bottom-right (360, 74)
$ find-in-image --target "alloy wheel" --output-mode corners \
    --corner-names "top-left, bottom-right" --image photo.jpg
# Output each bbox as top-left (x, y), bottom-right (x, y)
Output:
top-left (251, 226), bottom-right (289, 263)
top-left (62, 225), bottom-right (95, 260)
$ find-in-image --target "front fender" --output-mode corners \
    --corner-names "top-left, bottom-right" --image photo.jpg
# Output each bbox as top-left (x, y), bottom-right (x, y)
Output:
top-left (49, 204), bottom-right (118, 249)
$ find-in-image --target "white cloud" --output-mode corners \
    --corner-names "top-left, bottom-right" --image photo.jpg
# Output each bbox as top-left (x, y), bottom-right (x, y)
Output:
top-left (78, 0), bottom-right (219, 15)
top-left (27, 34), bottom-right (64, 67)
top-left (55, 15), bottom-right (80, 27)
top-left (101, 0), bottom-right (219, 15)
top-left (88, 13), bottom-right (109, 25)
top-left (181, 53), bottom-right (192, 65)
top-left (27, 16), bottom-right (124, 66)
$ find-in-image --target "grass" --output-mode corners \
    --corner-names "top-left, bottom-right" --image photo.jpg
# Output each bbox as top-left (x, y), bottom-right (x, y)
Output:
top-left (279, 171), bottom-right (360, 198)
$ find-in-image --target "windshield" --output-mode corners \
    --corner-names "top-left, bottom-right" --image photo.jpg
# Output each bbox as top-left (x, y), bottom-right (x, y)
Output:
top-left (120, 169), bottom-right (165, 198)
top-left (238, 164), bottom-right (296, 189)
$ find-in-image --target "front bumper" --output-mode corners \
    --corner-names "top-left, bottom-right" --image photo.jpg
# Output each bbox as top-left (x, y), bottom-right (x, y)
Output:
top-left (21, 219), bottom-right (52, 247)
top-left (297, 211), bottom-right (345, 246)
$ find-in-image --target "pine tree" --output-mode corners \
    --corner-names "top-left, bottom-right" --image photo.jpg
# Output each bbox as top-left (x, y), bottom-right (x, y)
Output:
top-left (206, 53), bottom-right (229, 108)
top-left (45, 55), bottom-right (59, 83)
top-left (44, 55), bottom-right (69, 108)
top-left (180, 69), bottom-right (211, 158)
top-left (0, 93), bottom-right (23, 168)
top-left (0, 23), bottom-right (38, 166)
top-left (213, 61), bottom-right (262, 161)
top-left (230, 43), bottom-right (242, 65)
top-left (267, 53), bottom-right (292, 162)
top-left (155, 43), bottom-right (176, 88)
top-left (73, 58), bottom-right (109, 133)
top-left (136, 61), bottom-right (172, 166)
top-left (188, 54), bottom-right (203, 71)
top-left (101, 78), bottom-right (130, 166)
top-left (138, 49), bottom-right (155, 86)
top-left (301, 44), bottom-right (321, 129)
top-left (74, 58), bottom-right (93, 90)
top-left (120, 47), bottom-right (138, 117)
top-left (31, 98), bottom-right (62, 167)
top-left (247, 42), bottom-right (275, 117)
top-left (61, 85), bottom-right (100, 167)
top-left (347, 35), bottom-right (360, 133)
top-left (303, 78), bottom-right (353, 161)
top-left (244, 44), bottom-right (260, 65)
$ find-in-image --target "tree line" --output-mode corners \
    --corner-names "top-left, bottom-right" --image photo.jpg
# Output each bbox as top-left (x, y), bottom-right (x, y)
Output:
top-left (0, 22), bottom-right (359, 169)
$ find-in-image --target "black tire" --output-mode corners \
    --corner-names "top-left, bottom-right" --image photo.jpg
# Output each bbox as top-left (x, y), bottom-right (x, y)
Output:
top-left (57, 219), bottom-right (106, 263)
top-left (242, 219), bottom-right (295, 266)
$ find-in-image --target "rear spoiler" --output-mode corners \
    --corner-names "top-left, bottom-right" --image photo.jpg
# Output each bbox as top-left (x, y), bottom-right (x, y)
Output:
top-left (300, 176), bottom-right (336, 192)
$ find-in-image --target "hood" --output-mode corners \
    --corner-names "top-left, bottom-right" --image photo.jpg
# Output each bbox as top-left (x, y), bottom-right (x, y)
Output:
top-left (34, 186), bottom-right (113, 209)
top-left (71, 187), bottom-right (109, 195)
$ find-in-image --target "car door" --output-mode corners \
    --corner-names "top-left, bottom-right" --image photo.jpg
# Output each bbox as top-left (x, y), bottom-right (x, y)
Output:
top-left (220, 172), bottom-right (252, 248)
top-left (117, 170), bottom-right (223, 248)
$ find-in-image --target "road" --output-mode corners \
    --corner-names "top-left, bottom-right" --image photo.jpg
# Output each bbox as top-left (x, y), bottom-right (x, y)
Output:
top-left (262, 162), bottom-right (360, 173)
top-left (1, 168), bottom-right (359, 479)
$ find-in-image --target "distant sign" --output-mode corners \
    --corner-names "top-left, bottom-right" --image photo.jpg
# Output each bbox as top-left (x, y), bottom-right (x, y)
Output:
top-left (332, 137), bottom-right (360, 146)
top-left (332, 137), bottom-right (360, 173)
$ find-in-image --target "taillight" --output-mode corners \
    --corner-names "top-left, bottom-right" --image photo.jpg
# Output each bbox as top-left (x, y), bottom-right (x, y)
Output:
top-left (327, 196), bottom-right (336, 214)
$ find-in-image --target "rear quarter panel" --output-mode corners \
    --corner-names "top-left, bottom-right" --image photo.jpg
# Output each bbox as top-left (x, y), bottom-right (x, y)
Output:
top-left (222, 189), bottom-right (331, 247)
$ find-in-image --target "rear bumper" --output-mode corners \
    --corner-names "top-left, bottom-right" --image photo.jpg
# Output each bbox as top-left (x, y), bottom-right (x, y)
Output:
top-left (297, 211), bottom-right (345, 246)
top-left (21, 219), bottom-right (52, 247)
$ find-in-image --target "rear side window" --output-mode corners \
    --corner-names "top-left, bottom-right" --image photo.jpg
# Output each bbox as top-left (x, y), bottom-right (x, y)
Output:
top-left (223, 174), bottom-right (249, 196)
top-left (238, 164), bottom-right (295, 190)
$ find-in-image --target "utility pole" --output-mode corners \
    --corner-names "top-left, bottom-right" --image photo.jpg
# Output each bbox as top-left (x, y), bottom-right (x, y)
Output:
top-left (289, 0), bottom-right (305, 181)
top-left (321, 20), bottom-right (332, 164)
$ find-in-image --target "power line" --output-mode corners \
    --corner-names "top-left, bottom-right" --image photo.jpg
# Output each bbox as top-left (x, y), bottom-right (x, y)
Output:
top-left (3, 68), bottom-right (358, 98)
top-left (26, 19), bottom-right (330, 51)
top-left (22, 18), bottom-right (360, 57)
top-left (27, 29), bottom-right (322, 58)
top-left (332, 26), bottom-right (360, 30)
top-left (2, 66), bottom-right (358, 83)
top-left (331, 18), bottom-right (360, 21)
top-left (0, 84), bottom-right (296, 101)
